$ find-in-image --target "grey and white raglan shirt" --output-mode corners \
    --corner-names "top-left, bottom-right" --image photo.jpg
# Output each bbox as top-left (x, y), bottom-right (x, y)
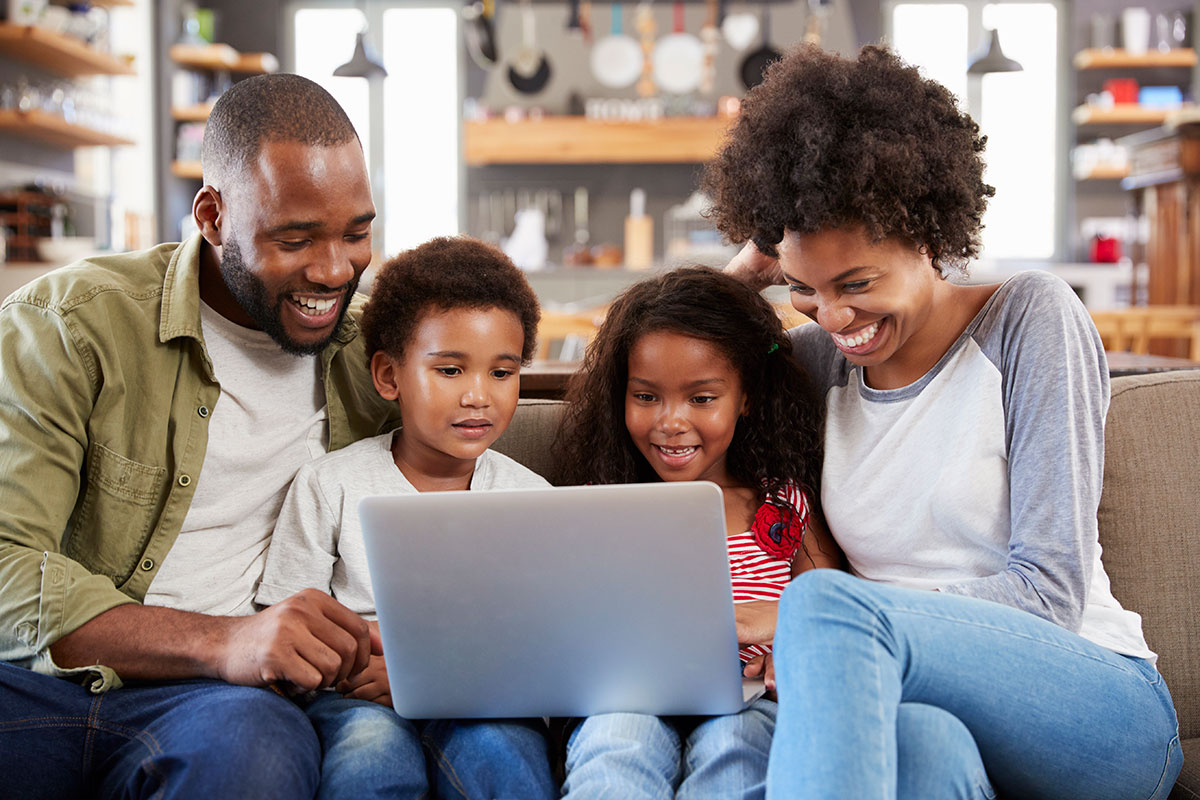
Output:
top-left (790, 270), bottom-right (1154, 661)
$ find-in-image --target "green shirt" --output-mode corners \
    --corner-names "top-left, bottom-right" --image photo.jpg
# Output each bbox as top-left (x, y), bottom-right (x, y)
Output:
top-left (0, 234), bottom-right (400, 691)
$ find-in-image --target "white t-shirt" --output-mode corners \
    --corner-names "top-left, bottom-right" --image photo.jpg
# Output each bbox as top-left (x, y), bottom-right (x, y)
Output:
top-left (144, 301), bottom-right (327, 617)
top-left (791, 271), bottom-right (1154, 662)
top-left (256, 432), bottom-right (550, 618)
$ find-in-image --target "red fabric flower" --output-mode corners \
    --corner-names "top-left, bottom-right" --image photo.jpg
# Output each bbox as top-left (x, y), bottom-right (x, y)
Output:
top-left (751, 499), bottom-right (804, 560)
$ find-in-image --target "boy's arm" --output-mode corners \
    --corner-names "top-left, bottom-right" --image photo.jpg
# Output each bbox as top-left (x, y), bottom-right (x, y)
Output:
top-left (257, 463), bottom-right (340, 607)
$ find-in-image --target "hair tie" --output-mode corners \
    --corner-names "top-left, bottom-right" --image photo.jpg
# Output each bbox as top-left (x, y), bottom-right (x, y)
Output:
top-left (767, 343), bottom-right (780, 354)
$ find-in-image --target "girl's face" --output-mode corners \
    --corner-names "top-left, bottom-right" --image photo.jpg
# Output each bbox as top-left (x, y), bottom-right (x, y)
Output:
top-left (777, 227), bottom-right (952, 384)
top-left (625, 330), bottom-right (749, 487)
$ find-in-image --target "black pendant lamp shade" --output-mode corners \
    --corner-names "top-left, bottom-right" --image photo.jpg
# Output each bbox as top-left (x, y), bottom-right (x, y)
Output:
top-left (335, 30), bottom-right (388, 79)
top-left (967, 28), bottom-right (1023, 74)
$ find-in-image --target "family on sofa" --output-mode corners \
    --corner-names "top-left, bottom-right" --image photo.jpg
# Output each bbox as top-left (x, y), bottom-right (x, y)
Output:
top-left (0, 43), bottom-right (1184, 800)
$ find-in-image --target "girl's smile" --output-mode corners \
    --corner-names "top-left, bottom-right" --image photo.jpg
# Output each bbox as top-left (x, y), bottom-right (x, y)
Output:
top-left (625, 330), bottom-right (749, 486)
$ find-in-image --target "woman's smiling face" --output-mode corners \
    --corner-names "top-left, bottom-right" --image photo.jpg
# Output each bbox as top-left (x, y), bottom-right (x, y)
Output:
top-left (777, 227), bottom-right (950, 384)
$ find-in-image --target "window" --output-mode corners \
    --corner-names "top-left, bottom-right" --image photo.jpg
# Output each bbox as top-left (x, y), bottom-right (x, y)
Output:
top-left (289, 2), bottom-right (461, 257)
top-left (889, 1), bottom-right (1062, 260)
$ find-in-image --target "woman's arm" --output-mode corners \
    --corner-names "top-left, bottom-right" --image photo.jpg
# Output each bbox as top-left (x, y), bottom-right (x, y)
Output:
top-left (937, 273), bottom-right (1108, 632)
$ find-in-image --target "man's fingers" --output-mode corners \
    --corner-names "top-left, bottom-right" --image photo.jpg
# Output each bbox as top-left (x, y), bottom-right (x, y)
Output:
top-left (743, 654), bottom-right (765, 678)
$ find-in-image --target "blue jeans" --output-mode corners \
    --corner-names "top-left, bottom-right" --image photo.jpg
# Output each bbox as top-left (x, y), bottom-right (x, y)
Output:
top-left (306, 691), bottom-right (557, 800)
top-left (562, 697), bottom-right (777, 800)
top-left (769, 570), bottom-right (1184, 800)
top-left (0, 662), bottom-right (319, 799)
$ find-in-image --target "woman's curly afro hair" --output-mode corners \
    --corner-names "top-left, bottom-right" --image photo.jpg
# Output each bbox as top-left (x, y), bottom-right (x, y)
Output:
top-left (554, 266), bottom-right (823, 512)
top-left (702, 44), bottom-right (994, 271)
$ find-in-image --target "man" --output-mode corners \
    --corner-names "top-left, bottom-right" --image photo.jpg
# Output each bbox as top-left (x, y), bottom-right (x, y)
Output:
top-left (0, 74), bottom-right (552, 799)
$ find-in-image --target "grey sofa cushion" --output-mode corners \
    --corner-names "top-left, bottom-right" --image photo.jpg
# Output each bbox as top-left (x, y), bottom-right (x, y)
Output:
top-left (1099, 371), bottom-right (1200, 745)
top-left (493, 399), bottom-right (566, 484)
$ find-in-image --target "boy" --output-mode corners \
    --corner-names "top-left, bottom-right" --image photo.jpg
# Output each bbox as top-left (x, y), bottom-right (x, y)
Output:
top-left (256, 236), bottom-right (555, 800)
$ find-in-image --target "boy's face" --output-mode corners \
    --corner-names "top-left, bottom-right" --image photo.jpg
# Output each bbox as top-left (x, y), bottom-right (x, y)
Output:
top-left (375, 306), bottom-right (525, 476)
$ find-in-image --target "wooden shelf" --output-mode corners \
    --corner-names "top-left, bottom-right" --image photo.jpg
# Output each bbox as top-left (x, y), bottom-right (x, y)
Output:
top-left (169, 43), bottom-right (278, 74)
top-left (0, 108), bottom-right (133, 147)
top-left (0, 23), bottom-right (135, 76)
top-left (1074, 48), bottom-right (1198, 69)
top-left (1073, 104), bottom-right (1176, 125)
top-left (464, 116), bottom-right (735, 165)
top-left (1076, 165), bottom-right (1130, 180)
top-left (90, 0), bottom-right (134, 6)
top-left (172, 103), bottom-right (213, 122)
top-left (172, 160), bottom-right (203, 180)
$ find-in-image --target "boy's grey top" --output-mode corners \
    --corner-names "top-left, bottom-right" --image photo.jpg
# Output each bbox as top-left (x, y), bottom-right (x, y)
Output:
top-left (790, 270), bottom-right (1152, 660)
top-left (256, 432), bottom-right (550, 618)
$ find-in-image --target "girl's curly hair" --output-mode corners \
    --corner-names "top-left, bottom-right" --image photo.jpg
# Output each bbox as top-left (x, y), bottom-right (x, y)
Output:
top-left (701, 44), bottom-right (994, 272)
top-left (555, 267), bottom-right (823, 515)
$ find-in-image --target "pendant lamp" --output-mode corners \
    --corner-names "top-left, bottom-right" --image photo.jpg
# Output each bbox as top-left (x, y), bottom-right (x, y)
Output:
top-left (334, 25), bottom-right (387, 79)
top-left (967, 28), bottom-right (1022, 74)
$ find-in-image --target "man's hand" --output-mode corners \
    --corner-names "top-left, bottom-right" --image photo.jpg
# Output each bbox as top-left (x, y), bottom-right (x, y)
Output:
top-left (735, 600), bottom-right (780, 646)
top-left (725, 241), bottom-right (785, 291)
top-left (215, 588), bottom-right (370, 693)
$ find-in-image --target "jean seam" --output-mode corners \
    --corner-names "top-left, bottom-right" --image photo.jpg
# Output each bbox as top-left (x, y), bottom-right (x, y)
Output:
top-left (1145, 734), bottom-right (1181, 800)
top-left (422, 732), bottom-right (471, 799)
top-left (884, 605), bottom-right (1153, 681)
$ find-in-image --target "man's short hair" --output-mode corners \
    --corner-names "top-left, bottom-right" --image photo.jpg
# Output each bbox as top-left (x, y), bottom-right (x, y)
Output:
top-left (201, 73), bottom-right (359, 188)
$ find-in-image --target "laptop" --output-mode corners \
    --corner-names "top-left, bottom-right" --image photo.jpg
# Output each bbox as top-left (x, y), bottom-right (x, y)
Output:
top-left (360, 481), bottom-right (762, 719)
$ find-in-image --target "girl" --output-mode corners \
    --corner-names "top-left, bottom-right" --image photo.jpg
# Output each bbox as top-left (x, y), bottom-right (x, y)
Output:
top-left (703, 44), bottom-right (1184, 798)
top-left (555, 266), bottom-right (841, 799)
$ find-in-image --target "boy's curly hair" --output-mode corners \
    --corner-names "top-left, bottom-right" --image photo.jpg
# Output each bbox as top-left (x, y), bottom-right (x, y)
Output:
top-left (361, 236), bottom-right (540, 365)
top-left (702, 44), bottom-right (994, 272)
top-left (555, 267), bottom-right (823, 514)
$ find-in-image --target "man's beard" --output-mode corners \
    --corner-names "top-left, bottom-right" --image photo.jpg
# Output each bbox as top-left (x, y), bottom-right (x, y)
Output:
top-left (219, 238), bottom-right (358, 357)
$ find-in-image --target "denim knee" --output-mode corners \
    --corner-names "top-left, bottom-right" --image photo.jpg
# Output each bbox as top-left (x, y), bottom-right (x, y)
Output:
top-left (173, 685), bottom-right (320, 798)
top-left (896, 703), bottom-right (995, 800)
top-left (564, 713), bottom-right (681, 800)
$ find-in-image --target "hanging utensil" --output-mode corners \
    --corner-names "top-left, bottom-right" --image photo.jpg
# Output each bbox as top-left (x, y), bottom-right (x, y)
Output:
top-left (721, 5), bottom-right (759, 51)
top-left (652, 0), bottom-right (704, 95)
top-left (462, 0), bottom-right (499, 68)
top-left (699, 0), bottom-right (720, 95)
top-left (508, 0), bottom-right (553, 94)
top-left (738, 2), bottom-right (782, 90)
top-left (634, 0), bottom-right (658, 97)
top-left (591, 1), bottom-right (644, 89)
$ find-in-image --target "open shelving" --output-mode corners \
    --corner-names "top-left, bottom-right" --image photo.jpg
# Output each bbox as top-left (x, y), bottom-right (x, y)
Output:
top-left (1074, 48), bottom-right (1197, 69)
top-left (0, 23), bottom-right (135, 76)
top-left (463, 116), bottom-right (735, 165)
top-left (0, 108), bottom-right (133, 147)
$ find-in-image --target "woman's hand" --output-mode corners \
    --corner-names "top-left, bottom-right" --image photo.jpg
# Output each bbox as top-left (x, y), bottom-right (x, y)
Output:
top-left (736, 600), bottom-right (780, 645)
top-left (725, 241), bottom-right (785, 292)
top-left (743, 653), bottom-right (777, 697)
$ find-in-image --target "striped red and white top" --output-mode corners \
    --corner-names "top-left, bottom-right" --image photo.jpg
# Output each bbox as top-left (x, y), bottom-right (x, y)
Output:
top-left (730, 482), bottom-right (811, 663)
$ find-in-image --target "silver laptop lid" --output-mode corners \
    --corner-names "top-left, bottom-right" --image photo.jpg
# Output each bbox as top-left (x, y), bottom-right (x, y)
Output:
top-left (360, 481), bottom-right (745, 719)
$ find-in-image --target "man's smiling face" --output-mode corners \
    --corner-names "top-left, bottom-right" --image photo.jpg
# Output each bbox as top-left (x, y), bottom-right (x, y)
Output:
top-left (210, 138), bottom-right (375, 355)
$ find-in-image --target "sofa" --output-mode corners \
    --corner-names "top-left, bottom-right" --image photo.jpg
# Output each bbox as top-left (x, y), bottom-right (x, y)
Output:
top-left (493, 369), bottom-right (1200, 798)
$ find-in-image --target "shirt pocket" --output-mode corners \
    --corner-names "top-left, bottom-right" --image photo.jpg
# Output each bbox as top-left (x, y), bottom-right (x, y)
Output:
top-left (65, 441), bottom-right (168, 586)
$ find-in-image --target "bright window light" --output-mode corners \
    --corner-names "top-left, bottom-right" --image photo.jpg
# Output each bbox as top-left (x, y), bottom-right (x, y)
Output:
top-left (891, 2), bottom-right (1059, 261)
top-left (979, 3), bottom-right (1058, 259)
top-left (382, 7), bottom-right (460, 254)
top-left (292, 9), bottom-right (371, 159)
top-left (892, 4), bottom-right (968, 103)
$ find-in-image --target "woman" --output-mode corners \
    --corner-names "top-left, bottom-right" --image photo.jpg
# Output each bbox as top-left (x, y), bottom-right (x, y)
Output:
top-left (704, 44), bottom-right (1183, 799)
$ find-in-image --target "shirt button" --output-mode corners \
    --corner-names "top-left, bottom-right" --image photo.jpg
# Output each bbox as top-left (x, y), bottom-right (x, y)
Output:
top-left (198, 405), bottom-right (209, 418)
top-left (178, 474), bottom-right (191, 487)
top-left (140, 558), bottom-right (154, 571)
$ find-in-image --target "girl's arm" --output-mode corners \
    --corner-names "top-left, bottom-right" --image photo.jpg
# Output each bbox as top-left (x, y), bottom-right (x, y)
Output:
top-left (793, 512), bottom-right (843, 576)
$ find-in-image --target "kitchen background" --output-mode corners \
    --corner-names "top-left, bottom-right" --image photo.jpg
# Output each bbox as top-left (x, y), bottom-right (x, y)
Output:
top-left (2, 0), bottom-right (1199, 317)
